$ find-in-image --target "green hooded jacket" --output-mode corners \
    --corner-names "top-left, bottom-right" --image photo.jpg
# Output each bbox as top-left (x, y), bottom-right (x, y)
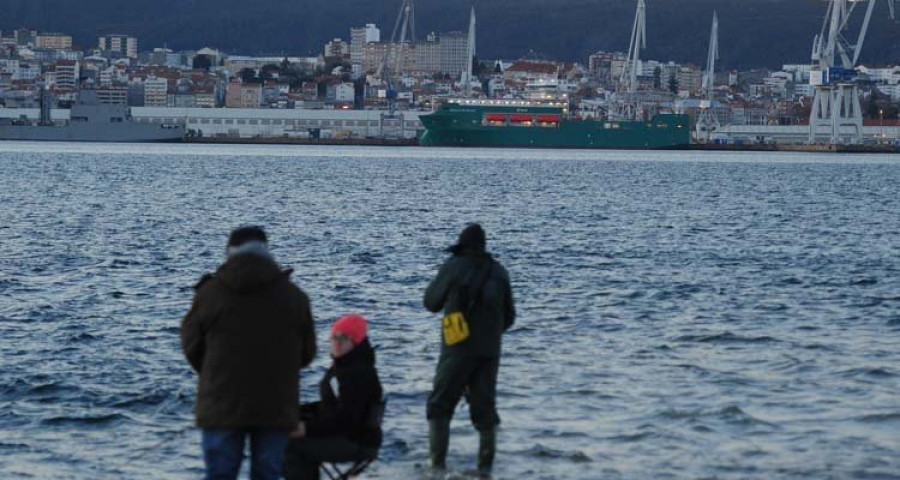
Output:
top-left (424, 252), bottom-right (515, 358)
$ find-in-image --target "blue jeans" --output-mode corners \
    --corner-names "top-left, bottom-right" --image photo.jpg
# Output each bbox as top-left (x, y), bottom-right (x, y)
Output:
top-left (202, 428), bottom-right (290, 480)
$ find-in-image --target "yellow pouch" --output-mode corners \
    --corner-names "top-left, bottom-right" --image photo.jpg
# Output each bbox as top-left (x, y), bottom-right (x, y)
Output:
top-left (442, 311), bottom-right (470, 346)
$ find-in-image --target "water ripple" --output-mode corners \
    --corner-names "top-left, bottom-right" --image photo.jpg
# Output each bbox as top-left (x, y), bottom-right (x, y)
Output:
top-left (1, 145), bottom-right (899, 478)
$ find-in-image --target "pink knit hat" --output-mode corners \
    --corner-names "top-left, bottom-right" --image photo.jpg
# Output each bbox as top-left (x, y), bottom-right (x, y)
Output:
top-left (331, 313), bottom-right (367, 345)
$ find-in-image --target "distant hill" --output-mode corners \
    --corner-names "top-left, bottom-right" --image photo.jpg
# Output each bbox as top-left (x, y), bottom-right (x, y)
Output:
top-left (3, 0), bottom-right (900, 69)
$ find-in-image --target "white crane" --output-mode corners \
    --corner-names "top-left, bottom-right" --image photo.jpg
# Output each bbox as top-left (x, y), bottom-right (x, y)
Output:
top-left (622, 0), bottom-right (647, 94)
top-left (614, 0), bottom-right (647, 120)
top-left (809, 0), bottom-right (895, 144)
top-left (696, 11), bottom-right (720, 142)
top-left (463, 6), bottom-right (477, 97)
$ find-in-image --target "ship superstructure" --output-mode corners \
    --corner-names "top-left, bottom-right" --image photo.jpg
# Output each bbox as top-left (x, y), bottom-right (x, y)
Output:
top-left (0, 90), bottom-right (184, 142)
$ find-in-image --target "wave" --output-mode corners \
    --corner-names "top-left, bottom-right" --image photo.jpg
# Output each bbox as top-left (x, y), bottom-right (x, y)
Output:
top-left (28, 381), bottom-right (83, 395)
top-left (42, 412), bottom-right (132, 427)
top-left (0, 441), bottom-right (30, 451)
top-left (856, 412), bottom-right (900, 423)
top-left (838, 367), bottom-right (896, 379)
top-left (655, 406), bottom-right (777, 427)
top-left (106, 390), bottom-right (173, 409)
top-left (673, 332), bottom-right (781, 344)
top-left (604, 431), bottom-right (657, 443)
top-left (350, 251), bottom-right (381, 265)
top-left (66, 332), bottom-right (103, 343)
top-left (517, 444), bottom-right (591, 463)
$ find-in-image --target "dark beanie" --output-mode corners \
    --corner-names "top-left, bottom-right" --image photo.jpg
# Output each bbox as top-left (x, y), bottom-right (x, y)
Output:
top-left (227, 225), bottom-right (268, 248)
top-left (447, 223), bottom-right (486, 253)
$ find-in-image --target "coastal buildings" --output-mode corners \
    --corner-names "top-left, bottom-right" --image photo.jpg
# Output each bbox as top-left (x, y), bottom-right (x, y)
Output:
top-left (350, 24), bottom-right (380, 67)
top-left (98, 34), bottom-right (138, 59)
top-left (349, 24), bottom-right (470, 76)
top-left (35, 33), bottom-right (73, 50)
top-left (0, 17), bottom-right (898, 145)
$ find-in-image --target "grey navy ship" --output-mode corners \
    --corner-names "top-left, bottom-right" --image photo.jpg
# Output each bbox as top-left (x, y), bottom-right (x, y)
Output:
top-left (0, 89), bottom-right (184, 142)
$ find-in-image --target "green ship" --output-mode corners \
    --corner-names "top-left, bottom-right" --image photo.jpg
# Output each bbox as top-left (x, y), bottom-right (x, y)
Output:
top-left (419, 99), bottom-right (692, 149)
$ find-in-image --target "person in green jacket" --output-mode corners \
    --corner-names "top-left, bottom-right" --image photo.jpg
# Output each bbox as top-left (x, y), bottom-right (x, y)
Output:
top-left (423, 224), bottom-right (516, 475)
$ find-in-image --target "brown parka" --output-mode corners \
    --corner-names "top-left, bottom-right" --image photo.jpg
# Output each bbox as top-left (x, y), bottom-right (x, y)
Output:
top-left (181, 252), bottom-right (316, 429)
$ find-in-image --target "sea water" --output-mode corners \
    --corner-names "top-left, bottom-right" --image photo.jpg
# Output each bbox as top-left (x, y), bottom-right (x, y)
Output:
top-left (0, 143), bottom-right (898, 479)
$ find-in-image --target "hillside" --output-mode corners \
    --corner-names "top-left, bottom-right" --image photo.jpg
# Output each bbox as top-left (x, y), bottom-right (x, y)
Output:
top-left (3, 0), bottom-right (899, 69)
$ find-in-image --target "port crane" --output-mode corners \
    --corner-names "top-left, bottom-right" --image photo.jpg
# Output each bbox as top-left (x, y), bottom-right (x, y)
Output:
top-left (614, 0), bottom-right (647, 120)
top-left (808, 0), bottom-right (896, 144)
top-left (695, 11), bottom-right (719, 142)
top-left (376, 0), bottom-right (416, 134)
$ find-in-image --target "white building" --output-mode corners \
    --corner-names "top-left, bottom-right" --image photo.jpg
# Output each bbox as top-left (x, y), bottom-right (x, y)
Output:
top-left (334, 83), bottom-right (355, 103)
top-left (439, 31), bottom-right (467, 75)
top-left (143, 77), bottom-right (169, 106)
top-left (130, 107), bottom-right (425, 139)
top-left (0, 59), bottom-right (19, 77)
top-left (224, 55), bottom-right (324, 73)
top-left (55, 60), bottom-right (79, 90)
top-left (858, 66), bottom-right (900, 84)
top-left (35, 33), bottom-right (73, 50)
top-left (876, 83), bottom-right (900, 100)
top-left (99, 34), bottom-right (138, 59)
top-left (782, 64), bottom-right (813, 83)
top-left (324, 39), bottom-right (348, 58)
top-left (350, 24), bottom-right (381, 67)
top-left (794, 83), bottom-right (814, 97)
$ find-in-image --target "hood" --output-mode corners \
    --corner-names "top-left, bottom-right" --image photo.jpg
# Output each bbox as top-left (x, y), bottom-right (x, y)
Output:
top-left (334, 337), bottom-right (376, 368)
top-left (216, 253), bottom-right (288, 293)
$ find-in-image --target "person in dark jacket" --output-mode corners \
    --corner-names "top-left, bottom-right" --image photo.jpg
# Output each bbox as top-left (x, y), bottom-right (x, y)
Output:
top-left (423, 224), bottom-right (516, 475)
top-left (181, 226), bottom-right (317, 480)
top-left (283, 313), bottom-right (384, 480)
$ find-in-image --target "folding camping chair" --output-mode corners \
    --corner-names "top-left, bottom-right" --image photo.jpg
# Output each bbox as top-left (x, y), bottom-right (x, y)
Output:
top-left (320, 399), bottom-right (386, 480)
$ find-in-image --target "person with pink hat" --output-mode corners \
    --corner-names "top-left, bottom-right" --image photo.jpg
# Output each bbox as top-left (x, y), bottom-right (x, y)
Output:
top-left (283, 314), bottom-right (384, 480)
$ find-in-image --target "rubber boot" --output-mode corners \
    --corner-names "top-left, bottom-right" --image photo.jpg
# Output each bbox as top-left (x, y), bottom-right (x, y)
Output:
top-left (429, 418), bottom-right (451, 470)
top-left (477, 427), bottom-right (496, 476)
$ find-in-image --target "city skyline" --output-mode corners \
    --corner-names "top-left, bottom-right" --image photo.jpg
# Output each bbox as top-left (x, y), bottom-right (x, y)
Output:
top-left (2, 0), bottom-right (899, 69)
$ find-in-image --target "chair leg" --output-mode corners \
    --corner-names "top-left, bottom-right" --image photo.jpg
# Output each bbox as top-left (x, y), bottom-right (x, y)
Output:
top-left (321, 459), bottom-right (374, 480)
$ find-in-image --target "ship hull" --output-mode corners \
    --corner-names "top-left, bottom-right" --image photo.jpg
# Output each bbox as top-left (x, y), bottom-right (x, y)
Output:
top-left (419, 102), bottom-right (691, 149)
top-left (0, 124), bottom-right (184, 142)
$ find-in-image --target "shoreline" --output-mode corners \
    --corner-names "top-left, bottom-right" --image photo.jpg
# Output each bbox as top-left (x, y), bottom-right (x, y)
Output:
top-left (184, 136), bottom-right (900, 153)
top-left (183, 136), bottom-right (419, 147)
